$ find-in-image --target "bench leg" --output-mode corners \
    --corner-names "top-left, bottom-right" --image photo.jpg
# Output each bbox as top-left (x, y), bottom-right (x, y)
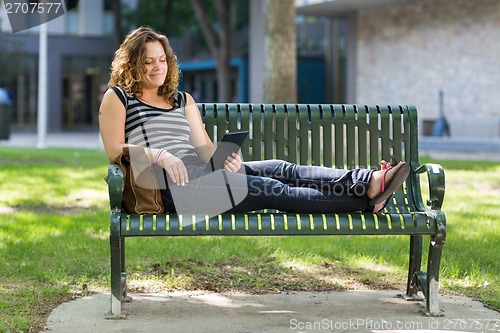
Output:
top-left (120, 235), bottom-right (130, 300)
top-left (424, 227), bottom-right (445, 317)
top-left (106, 213), bottom-right (128, 319)
top-left (406, 235), bottom-right (423, 298)
top-left (401, 215), bottom-right (446, 317)
top-left (400, 236), bottom-right (426, 303)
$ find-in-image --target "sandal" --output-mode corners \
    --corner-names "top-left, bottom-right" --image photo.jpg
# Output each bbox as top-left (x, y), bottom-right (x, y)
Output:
top-left (380, 154), bottom-right (399, 170)
top-left (369, 159), bottom-right (410, 207)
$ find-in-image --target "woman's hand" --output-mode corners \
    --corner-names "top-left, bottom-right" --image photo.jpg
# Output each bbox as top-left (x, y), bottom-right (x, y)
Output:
top-left (158, 152), bottom-right (189, 186)
top-left (223, 153), bottom-right (242, 173)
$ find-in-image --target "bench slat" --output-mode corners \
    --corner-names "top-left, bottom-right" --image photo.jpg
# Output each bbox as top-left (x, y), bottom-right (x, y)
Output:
top-left (356, 105), bottom-right (368, 168)
top-left (120, 212), bottom-right (434, 237)
top-left (310, 105), bottom-right (322, 166)
top-left (367, 105), bottom-right (380, 167)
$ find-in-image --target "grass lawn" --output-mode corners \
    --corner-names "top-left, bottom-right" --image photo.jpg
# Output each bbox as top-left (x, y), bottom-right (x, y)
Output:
top-left (0, 147), bottom-right (498, 332)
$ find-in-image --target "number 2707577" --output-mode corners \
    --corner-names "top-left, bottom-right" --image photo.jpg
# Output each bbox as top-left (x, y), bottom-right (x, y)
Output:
top-left (5, 2), bottom-right (63, 14)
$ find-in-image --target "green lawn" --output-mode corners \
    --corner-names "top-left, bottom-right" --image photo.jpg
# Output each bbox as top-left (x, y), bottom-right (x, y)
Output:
top-left (0, 147), bottom-right (498, 332)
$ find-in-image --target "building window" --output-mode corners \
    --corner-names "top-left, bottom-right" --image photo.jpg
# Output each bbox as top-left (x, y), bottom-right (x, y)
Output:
top-left (62, 56), bottom-right (110, 129)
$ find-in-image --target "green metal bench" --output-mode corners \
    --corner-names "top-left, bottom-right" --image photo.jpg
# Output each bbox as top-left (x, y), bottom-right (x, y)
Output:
top-left (105, 103), bottom-right (446, 318)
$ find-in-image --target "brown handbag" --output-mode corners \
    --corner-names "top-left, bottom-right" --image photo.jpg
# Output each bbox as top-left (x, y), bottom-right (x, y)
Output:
top-left (112, 146), bottom-right (164, 214)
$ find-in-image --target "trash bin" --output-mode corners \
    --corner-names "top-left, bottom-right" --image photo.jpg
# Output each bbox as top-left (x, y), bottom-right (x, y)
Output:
top-left (0, 103), bottom-right (11, 140)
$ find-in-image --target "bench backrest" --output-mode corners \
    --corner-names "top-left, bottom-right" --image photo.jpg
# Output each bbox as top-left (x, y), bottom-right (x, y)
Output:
top-left (200, 104), bottom-right (419, 169)
top-left (199, 103), bottom-right (420, 214)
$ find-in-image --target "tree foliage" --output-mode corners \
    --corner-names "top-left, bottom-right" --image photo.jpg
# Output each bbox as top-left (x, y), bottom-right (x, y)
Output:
top-left (189, 0), bottom-right (232, 101)
top-left (122, 0), bottom-right (195, 37)
top-left (120, 0), bottom-right (249, 102)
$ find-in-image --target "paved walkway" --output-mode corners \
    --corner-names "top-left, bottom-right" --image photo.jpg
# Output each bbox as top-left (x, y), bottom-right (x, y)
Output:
top-left (46, 290), bottom-right (500, 333)
top-left (0, 131), bottom-right (104, 150)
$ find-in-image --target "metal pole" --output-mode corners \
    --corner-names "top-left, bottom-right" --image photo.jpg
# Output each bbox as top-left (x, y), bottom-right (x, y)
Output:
top-left (439, 90), bottom-right (443, 116)
top-left (36, 21), bottom-right (48, 148)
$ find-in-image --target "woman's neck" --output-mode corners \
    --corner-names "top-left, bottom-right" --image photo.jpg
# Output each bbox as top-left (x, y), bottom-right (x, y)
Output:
top-left (137, 89), bottom-right (172, 109)
top-left (139, 88), bottom-right (160, 100)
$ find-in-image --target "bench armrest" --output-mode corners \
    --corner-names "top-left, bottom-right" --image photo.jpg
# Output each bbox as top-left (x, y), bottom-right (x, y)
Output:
top-left (414, 163), bottom-right (445, 210)
top-left (107, 163), bottom-right (124, 212)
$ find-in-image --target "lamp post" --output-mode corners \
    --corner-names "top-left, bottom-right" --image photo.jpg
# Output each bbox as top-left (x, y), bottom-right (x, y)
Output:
top-left (36, 19), bottom-right (48, 148)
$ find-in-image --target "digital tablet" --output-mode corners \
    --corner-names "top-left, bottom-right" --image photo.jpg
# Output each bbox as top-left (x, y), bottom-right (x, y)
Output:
top-left (205, 131), bottom-right (249, 172)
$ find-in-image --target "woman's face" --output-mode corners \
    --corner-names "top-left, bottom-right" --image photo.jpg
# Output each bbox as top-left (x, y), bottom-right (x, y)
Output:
top-left (141, 41), bottom-right (168, 89)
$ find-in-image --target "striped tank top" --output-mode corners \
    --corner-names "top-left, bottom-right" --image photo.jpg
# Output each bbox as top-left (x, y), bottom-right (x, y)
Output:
top-left (110, 86), bottom-right (200, 163)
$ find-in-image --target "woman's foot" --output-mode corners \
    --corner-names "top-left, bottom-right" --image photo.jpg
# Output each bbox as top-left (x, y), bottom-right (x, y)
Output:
top-left (368, 160), bottom-right (392, 212)
top-left (367, 161), bottom-right (411, 211)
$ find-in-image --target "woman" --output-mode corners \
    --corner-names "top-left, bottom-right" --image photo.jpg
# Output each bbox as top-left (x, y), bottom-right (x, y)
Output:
top-left (99, 26), bottom-right (410, 215)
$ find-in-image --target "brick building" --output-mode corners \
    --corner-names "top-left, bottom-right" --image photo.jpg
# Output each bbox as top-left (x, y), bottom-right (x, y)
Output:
top-left (297, 0), bottom-right (500, 138)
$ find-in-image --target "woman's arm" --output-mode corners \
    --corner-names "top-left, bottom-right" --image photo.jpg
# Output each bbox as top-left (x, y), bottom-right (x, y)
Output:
top-left (99, 88), bottom-right (165, 162)
top-left (184, 93), bottom-right (242, 172)
top-left (99, 89), bottom-right (188, 185)
top-left (99, 89), bottom-right (128, 162)
top-left (184, 93), bottom-right (215, 164)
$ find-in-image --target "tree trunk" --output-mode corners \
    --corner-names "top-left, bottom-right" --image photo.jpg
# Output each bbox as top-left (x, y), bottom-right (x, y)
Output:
top-left (189, 0), bottom-right (232, 102)
top-left (214, 0), bottom-right (232, 102)
top-left (111, 0), bottom-right (122, 49)
top-left (264, 0), bottom-right (297, 103)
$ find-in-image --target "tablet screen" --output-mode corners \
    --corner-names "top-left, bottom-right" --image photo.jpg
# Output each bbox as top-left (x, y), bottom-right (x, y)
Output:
top-left (205, 131), bottom-right (249, 172)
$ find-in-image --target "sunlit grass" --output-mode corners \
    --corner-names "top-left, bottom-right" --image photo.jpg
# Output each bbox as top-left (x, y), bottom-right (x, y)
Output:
top-left (0, 147), bottom-right (499, 332)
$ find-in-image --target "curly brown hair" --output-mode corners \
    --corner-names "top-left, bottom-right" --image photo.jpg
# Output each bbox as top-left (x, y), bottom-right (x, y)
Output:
top-left (108, 26), bottom-right (180, 104)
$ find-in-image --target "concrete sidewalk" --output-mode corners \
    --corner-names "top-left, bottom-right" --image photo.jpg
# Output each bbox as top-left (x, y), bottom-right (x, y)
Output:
top-left (0, 131), bottom-right (104, 149)
top-left (46, 290), bottom-right (500, 333)
top-left (1, 131), bottom-right (103, 150)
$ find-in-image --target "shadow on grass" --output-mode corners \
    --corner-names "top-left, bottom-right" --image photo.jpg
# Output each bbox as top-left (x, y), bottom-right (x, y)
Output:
top-left (124, 235), bottom-right (410, 294)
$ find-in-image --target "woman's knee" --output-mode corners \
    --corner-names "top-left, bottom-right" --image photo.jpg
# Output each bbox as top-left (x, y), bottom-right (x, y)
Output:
top-left (244, 159), bottom-right (287, 176)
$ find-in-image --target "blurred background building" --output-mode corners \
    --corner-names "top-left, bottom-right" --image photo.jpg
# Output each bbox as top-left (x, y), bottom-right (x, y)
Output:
top-left (1, 0), bottom-right (499, 139)
top-left (0, 0), bottom-right (128, 131)
top-left (297, 0), bottom-right (500, 139)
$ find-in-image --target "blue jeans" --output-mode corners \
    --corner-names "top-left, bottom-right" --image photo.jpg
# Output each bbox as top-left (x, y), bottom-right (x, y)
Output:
top-left (160, 159), bottom-right (374, 214)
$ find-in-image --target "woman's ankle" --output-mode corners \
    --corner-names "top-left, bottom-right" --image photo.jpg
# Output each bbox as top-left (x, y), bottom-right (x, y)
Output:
top-left (367, 162), bottom-right (404, 199)
top-left (367, 170), bottom-right (383, 199)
